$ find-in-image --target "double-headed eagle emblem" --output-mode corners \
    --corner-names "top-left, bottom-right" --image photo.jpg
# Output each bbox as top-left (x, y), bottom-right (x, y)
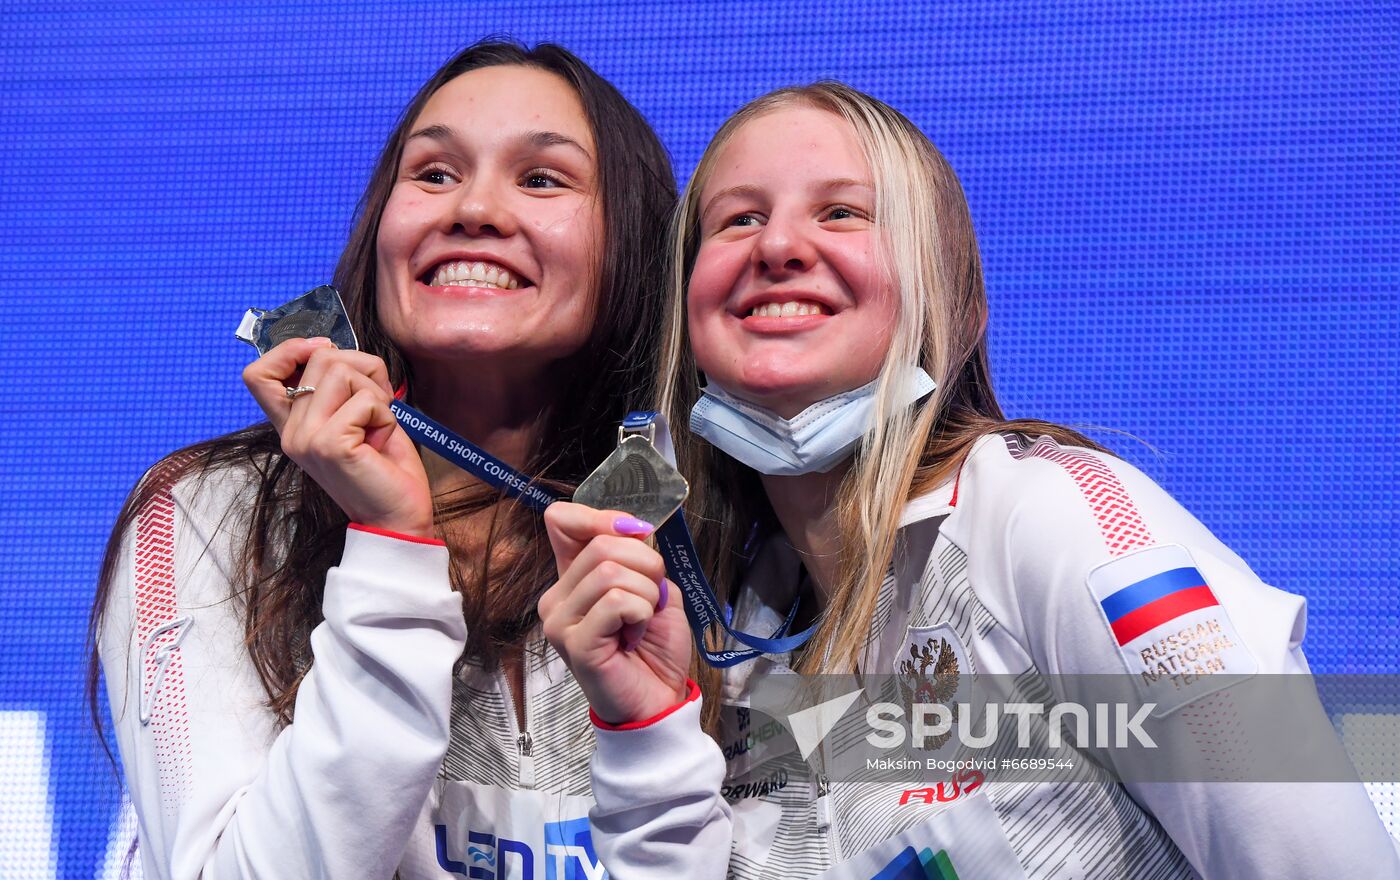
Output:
top-left (896, 636), bottom-right (961, 751)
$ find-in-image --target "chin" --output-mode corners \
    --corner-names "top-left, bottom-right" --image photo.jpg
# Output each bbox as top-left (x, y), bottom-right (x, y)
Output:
top-left (402, 327), bottom-right (590, 369)
top-left (395, 330), bottom-right (517, 360)
top-left (725, 369), bottom-right (830, 417)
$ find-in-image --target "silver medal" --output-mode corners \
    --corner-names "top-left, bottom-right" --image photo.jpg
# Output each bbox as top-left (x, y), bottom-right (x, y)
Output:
top-left (574, 421), bottom-right (689, 526)
top-left (235, 285), bottom-right (360, 355)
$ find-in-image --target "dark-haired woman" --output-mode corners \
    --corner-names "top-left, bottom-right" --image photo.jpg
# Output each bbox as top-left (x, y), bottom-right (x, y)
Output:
top-left (93, 41), bottom-right (721, 879)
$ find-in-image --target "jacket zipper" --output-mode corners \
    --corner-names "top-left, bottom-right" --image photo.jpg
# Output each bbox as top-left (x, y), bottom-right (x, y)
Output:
top-left (499, 653), bottom-right (535, 789)
top-left (811, 633), bottom-right (841, 865)
top-left (815, 738), bottom-right (839, 863)
top-left (516, 730), bottom-right (535, 788)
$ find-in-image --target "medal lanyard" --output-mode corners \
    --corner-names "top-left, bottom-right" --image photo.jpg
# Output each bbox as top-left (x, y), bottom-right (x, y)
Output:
top-left (390, 400), bottom-right (814, 667)
top-left (389, 399), bottom-right (558, 513)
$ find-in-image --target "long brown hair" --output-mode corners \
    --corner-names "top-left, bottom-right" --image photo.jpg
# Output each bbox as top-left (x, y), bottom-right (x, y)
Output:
top-left (90, 40), bottom-right (675, 732)
top-left (656, 84), bottom-right (1102, 711)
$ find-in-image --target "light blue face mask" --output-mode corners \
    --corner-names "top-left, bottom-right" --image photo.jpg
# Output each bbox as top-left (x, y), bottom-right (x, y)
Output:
top-left (689, 368), bottom-right (937, 476)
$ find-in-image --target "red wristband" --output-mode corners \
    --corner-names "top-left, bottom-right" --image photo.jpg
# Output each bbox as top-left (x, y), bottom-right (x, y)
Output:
top-left (348, 523), bottom-right (444, 546)
top-left (590, 680), bottom-right (701, 731)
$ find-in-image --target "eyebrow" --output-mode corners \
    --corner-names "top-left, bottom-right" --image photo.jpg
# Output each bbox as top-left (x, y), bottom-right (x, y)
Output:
top-left (700, 183), bottom-right (764, 222)
top-left (522, 129), bottom-right (593, 159)
top-left (814, 176), bottom-right (874, 194)
top-left (700, 177), bottom-right (874, 222)
top-left (406, 123), bottom-right (455, 144)
top-left (405, 124), bottom-right (593, 160)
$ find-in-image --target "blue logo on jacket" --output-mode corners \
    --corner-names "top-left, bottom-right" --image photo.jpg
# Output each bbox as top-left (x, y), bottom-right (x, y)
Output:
top-left (435, 817), bottom-right (608, 879)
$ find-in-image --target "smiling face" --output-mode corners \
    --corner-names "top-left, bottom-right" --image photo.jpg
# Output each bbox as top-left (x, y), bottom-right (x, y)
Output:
top-left (375, 64), bottom-right (602, 373)
top-left (688, 105), bottom-right (898, 419)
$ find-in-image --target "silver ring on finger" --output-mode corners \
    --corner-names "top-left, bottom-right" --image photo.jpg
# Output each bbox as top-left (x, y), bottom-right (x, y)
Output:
top-left (285, 385), bottom-right (317, 400)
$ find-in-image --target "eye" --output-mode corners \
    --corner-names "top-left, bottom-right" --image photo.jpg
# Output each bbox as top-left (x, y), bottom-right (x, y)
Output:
top-left (413, 164), bottom-right (457, 187)
top-left (729, 214), bottom-right (760, 228)
top-left (822, 205), bottom-right (864, 221)
top-left (521, 168), bottom-right (567, 189)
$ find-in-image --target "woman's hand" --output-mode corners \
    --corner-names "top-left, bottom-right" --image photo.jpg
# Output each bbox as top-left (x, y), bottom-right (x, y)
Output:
top-left (540, 502), bottom-right (693, 725)
top-left (243, 338), bottom-right (433, 538)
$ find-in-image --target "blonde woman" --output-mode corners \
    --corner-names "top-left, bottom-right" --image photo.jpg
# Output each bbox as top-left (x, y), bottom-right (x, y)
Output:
top-left (539, 83), bottom-right (1399, 878)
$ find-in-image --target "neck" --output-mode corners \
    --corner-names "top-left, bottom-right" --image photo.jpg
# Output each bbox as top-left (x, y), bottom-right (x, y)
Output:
top-left (760, 460), bottom-right (850, 609)
top-left (409, 359), bottom-right (552, 496)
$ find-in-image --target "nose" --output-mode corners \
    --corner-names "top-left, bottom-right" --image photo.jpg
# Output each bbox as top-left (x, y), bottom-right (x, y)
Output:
top-left (753, 214), bottom-right (816, 277)
top-left (449, 174), bottom-right (517, 239)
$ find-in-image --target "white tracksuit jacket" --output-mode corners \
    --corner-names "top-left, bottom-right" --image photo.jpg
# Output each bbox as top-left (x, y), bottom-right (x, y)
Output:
top-left (588, 433), bottom-right (1400, 879)
top-left (99, 460), bottom-right (729, 880)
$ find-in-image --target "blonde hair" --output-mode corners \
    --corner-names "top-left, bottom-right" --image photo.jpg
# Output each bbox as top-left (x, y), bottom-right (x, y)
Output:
top-left (659, 83), bottom-right (1099, 696)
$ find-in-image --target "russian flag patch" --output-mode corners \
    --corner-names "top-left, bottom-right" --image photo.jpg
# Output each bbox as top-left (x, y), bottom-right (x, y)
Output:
top-left (1100, 566), bottom-right (1217, 646)
top-left (1087, 544), bottom-right (1256, 717)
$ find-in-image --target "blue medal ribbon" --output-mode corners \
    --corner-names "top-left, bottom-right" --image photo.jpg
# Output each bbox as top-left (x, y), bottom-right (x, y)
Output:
top-left (389, 399), bottom-right (560, 512)
top-left (390, 400), bottom-right (814, 666)
top-left (654, 513), bottom-right (811, 667)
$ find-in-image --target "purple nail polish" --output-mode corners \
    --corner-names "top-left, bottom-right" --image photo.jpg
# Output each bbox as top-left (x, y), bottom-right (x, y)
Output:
top-left (621, 621), bottom-right (647, 651)
top-left (656, 577), bottom-right (668, 612)
top-left (613, 516), bottom-right (655, 537)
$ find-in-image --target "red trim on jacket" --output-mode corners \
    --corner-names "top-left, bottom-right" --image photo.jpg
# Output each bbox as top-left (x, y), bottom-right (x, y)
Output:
top-left (590, 679), bottom-right (701, 731)
top-left (348, 523), bottom-right (444, 546)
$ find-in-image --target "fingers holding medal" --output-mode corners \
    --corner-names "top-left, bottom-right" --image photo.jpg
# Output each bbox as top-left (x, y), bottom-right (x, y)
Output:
top-left (540, 506), bottom-right (663, 636)
top-left (279, 345), bottom-right (395, 448)
top-left (540, 420), bottom-right (696, 723)
top-left (540, 502), bottom-right (690, 725)
top-left (242, 337), bottom-right (432, 538)
top-left (243, 336), bottom-right (337, 430)
top-left (537, 419), bottom-right (691, 721)
top-left (236, 288), bottom-right (429, 536)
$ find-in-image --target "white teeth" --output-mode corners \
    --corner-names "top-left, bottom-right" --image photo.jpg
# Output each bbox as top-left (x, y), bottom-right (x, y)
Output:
top-left (428, 260), bottom-right (523, 290)
top-left (748, 300), bottom-right (826, 318)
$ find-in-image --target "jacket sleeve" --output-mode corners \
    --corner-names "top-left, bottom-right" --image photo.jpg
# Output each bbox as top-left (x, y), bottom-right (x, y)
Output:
top-left (962, 437), bottom-right (1400, 880)
top-left (98, 468), bottom-right (467, 880)
top-left (587, 680), bottom-right (733, 879)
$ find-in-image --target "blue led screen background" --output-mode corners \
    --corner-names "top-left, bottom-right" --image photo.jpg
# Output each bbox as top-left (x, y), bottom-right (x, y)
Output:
top-left (1, 2), bottom-right (1396, 877)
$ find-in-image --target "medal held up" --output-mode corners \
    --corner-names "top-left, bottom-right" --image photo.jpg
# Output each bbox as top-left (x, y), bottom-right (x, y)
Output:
top-left (573, 415), bottom-right (689, 529)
